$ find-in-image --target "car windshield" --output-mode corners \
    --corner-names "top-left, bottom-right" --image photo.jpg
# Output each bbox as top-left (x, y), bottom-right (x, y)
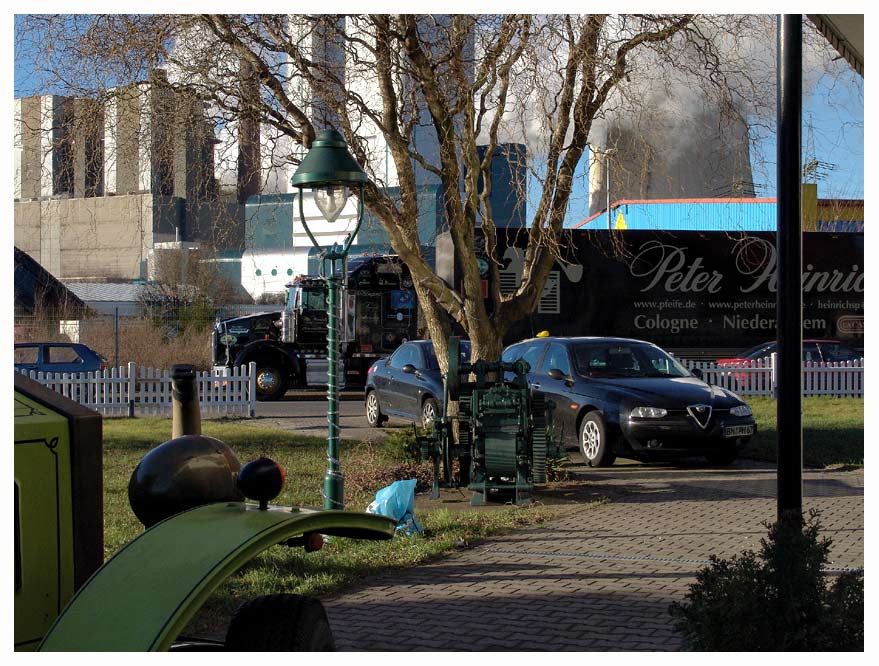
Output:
top-left (426, 342), bottom-right (471, 370)
top-left (572, 341), bottom-right (691, 379)
top-left (741, 342), bottom-right (774, 359)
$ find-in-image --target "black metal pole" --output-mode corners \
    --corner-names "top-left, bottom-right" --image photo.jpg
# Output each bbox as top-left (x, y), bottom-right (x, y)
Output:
top-left (776, 14), bottom-right (803, 526)
top-left (114, 307), bottom-right (119, 369)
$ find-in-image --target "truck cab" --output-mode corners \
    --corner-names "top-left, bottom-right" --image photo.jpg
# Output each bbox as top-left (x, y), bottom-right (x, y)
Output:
top-left (212, 255), bottom-right (419, 401)
top-left (282, 278), bottom-right (330, 350)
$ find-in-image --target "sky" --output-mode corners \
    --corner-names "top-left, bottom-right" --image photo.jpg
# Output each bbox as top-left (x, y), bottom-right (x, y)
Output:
top-left (551, 31), bottom-right (865, 227)
top-left (12, 13), bottom-right (864, 229)
top-left (753, 60), bottom-right (864, 200)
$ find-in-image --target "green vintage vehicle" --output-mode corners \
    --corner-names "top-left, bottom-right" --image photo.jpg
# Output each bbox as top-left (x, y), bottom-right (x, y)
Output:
top-left (14, 372), bottom-right (395, 651)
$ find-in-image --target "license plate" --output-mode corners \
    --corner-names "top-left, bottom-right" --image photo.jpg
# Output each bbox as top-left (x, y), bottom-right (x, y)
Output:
top-left (723, 425), bottom-right (755, 438)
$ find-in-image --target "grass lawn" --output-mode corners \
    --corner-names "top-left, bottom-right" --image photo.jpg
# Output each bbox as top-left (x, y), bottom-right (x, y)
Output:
top-left (742, 397), bottom-right (864, 468)
top-left (101, 418), bottom-right (558, 636)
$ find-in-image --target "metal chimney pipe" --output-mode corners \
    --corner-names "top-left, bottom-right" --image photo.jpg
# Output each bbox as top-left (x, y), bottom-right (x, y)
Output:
top-left (170, 364), bottom-right (202, 439)
top-left (605, 149), bottom-right (616, 230)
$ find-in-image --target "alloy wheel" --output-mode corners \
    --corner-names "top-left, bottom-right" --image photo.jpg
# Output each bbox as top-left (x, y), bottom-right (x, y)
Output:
top-left (422, 399), bottom-right (437, 428)
top-left (366, 393), bottom-right (379, 424)
top-left (582, 420), bottom-right (601, 461)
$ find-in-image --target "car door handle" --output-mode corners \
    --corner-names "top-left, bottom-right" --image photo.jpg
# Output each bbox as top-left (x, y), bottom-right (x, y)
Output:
top-left (531, 382), bottom-right (541, 390)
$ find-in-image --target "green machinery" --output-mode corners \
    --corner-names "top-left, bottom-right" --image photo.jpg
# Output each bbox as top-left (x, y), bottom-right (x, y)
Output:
top-left (14, 374), bottom-right (102, 651)
top-left (420, 337), bottom-right (559, 506)
top-left (14, 368), bottom-right (395, 651)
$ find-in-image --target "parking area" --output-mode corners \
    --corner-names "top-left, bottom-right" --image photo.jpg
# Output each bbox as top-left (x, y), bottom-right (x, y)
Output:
top-left (322, 460), bottom-right (864, 651)
top-left (227, 391), bottom-right (415, 442)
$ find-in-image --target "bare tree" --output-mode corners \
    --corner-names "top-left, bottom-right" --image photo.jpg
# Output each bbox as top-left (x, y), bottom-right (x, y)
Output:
top-left (19, 14), bottom-right (842, 370)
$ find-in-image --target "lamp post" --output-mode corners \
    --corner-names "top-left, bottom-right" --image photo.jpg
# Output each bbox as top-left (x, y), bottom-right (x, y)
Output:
top-left (291, 129), bottom-right (368, 510)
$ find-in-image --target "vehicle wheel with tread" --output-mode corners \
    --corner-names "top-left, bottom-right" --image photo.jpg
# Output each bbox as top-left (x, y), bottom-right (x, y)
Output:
top-left (421, 397), bottom-right (439, 429)
top-left (365, 390), bottom-right (387, 427)
top-left (254, 364), bottom-right (287, 401)
top-left (579, 411), bottom-right (616, 467)
top-left (225, 594), bottom-right (335, 651)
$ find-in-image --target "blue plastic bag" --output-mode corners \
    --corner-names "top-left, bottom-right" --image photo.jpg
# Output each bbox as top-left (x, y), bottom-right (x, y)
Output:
top-left (366, 479), bottom-right (423, 536)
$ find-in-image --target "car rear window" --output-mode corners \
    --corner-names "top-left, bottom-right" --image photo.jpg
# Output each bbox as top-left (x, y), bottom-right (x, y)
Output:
top-left (14, 347), bottom-right (38, 364)
top-left (820, 343), bottom-right (861, 362)
top-left (46, 346), bottom-right (83, 364)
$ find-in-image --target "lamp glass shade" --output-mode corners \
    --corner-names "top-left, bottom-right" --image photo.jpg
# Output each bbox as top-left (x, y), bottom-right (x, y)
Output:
top-left (313, 184), bottom-right (350, 223)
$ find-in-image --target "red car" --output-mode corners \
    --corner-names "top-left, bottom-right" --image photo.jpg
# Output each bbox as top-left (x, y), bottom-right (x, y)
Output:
top-left (717, 339), bottom-right (863, 366)
top-left (716, 339), bottom-right (863, 392)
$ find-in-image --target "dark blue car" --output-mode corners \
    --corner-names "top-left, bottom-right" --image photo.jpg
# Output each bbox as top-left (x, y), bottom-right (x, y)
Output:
top-left (15, 342), bottom-right (108, 375)
top-left (502, 336), bottom-right (756, 467)
top-left (365, 340), bottom-right (470, 428)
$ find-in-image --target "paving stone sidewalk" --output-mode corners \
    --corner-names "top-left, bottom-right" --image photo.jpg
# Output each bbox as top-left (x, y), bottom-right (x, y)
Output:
top-left (323, 462), bottom-right (864, 651)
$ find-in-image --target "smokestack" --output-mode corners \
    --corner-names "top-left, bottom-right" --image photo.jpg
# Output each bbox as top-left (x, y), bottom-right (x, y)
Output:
top-left (588, 147), bottom-right (607, 217)
top-left (170, 364), bottom-right (202, 439)
top-left (237, 59), bottom-right (261, 204)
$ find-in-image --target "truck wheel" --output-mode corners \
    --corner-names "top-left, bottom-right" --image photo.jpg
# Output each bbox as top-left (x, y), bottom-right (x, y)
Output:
top-left (365, 390), bottom-right (387, 427)
top-left (255, 364), bottom-right (288, 401)
top-left (225, 594), bottom-right (335, 651)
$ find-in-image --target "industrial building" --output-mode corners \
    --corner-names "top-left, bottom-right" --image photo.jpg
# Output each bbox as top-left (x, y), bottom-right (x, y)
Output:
top-left (570, 185), bottom-right (864, 233)
top-left (13, 72), bottom-right (238, 283)
top-left (239, 142), bottom-right (528, 297)
top-left (12, 75), bottom-right (528, 300)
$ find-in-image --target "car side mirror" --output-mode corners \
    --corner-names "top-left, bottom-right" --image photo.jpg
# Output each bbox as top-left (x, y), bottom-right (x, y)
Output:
top-left (402, 364), bottom-right (417, 374)
top-left (691, 368), bottom-right (704, 380)
top-left (547, 368), bottom-right (573, 385)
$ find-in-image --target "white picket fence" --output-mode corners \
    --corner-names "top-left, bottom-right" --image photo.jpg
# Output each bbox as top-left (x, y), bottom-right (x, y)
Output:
top-left (17, 362), bottom-right (257, 417)
top-left (682, 353), bottom-right (864, 397)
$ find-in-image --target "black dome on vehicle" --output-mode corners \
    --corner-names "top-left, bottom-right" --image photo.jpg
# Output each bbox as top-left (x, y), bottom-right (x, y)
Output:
top-left (128, 435), bottom-right (244, 528)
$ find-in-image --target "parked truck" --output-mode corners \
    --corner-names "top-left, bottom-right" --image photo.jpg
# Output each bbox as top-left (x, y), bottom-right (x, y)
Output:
top-left (212, 254), bottom-right (418, 400)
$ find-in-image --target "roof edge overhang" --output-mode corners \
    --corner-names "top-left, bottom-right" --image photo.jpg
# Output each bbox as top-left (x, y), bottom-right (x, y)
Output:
top-left (807, 14), bottom-right (863, 77)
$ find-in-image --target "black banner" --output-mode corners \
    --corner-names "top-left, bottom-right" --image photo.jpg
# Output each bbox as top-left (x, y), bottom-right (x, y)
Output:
top-left (444, 230), bottom-right (864, 354)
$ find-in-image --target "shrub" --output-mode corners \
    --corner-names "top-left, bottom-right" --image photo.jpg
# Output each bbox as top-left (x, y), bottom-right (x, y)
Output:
top-left (380, 426), bottom-right (424, 462)
top-left (82, 316), bottom-right (212, 370)
top-left (342, 439), bottom-right (433, 500)
top-left (669, 510), bottom-right (863, 651)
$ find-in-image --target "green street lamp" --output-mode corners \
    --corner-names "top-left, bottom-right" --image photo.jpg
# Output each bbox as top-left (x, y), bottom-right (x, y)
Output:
top-left (291, 129), bottom-right (368, 510)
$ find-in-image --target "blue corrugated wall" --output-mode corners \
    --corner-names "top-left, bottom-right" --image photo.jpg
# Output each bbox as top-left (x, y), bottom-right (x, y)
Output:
top-left (567, 200), bottom-right (779, 231)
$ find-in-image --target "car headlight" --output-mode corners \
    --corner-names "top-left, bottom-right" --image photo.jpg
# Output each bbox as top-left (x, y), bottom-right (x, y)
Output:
top-left (731, 404), bottom-right (753, 417)
top-left (630, 406), bottom-right (668, 418)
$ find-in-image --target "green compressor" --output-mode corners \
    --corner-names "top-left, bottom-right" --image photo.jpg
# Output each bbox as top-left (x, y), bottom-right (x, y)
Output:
top-left (419, 337), bottom-right (559, 506)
